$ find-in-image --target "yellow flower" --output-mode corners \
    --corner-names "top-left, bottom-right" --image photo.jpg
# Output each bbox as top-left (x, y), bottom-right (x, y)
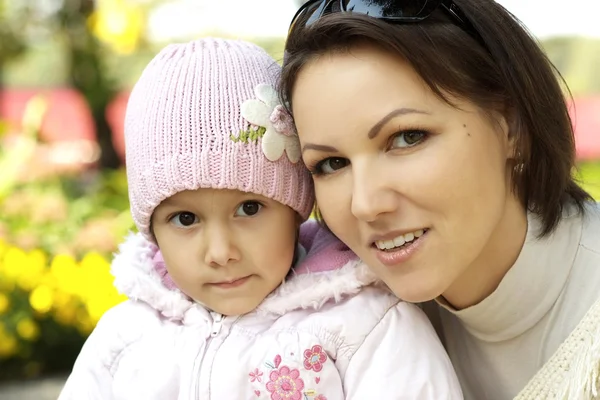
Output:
top-left (54, 304), bottom-right (77, 327)
top-left (17, 249), bottom-right (48, 291)
top-left (0, 292), bottom-right (9, 314)
top-left (75, 308), bottom-right (95, 335)
top-left (0, 274), bottom-right (14, 292)
top-left (0, 334), bottom-right (18, 358)
top-left (78, 251), bottom-right (114, 303)
top-left (89, 0), bottom-right (144, 55)
top-left (16, 318), bottom-right (39, 341)
top-left (80, 251), bottom-right (110, 271)
top-left (50, 253), bottom-right (80, 296)
top-left (29, 285), bottom-right (54, 314)
top-left (51, 290), bottom-right (72, 310)
top-left (2, 247), bottom-right (27, 279)
top-left (86, 299), bottom-right (108, 324)
top-left (0, 238), bottom-right (7, 257)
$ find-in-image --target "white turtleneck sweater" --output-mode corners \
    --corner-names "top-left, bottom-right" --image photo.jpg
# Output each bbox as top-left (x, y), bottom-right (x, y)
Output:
top-left (429, 203), bottom-right (600, 399)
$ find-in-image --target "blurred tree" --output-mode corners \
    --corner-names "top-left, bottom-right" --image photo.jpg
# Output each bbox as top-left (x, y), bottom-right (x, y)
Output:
top-left (0, 1), bottom-right (29, 131)
top-left (0, 2), bottom-right (28, 72)
top-left (9, 0), bottom-right (150, 169)
top-left (57, 0), bottom-right (122, 169)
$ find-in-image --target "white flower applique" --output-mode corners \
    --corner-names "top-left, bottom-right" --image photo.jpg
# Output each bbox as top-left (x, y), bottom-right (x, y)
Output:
top-left (240, 83), bottom-right (301, 163)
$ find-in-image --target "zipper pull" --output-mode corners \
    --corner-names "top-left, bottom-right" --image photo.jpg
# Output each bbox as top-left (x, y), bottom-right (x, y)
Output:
top-left (210, 313), bottom-right (224, 337)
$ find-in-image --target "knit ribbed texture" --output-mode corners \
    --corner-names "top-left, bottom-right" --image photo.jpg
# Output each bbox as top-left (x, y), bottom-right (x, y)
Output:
top-left (515, 296), bottom-right (600, 399)
top-left (124, 38), bottom-right (314, 240)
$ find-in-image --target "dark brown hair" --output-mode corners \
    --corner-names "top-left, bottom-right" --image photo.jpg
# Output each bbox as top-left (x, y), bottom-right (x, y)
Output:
top-left (280, 0), bottom-right (593, 236)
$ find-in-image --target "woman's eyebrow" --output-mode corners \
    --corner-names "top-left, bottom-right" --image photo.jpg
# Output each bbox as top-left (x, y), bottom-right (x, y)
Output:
top-left (368, 108), bottom-right (430, 139)
top-left (301, 143), bottom-right (338, 154)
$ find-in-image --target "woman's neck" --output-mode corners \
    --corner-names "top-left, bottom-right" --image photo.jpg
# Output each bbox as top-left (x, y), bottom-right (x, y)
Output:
top-left (442, 198), bottom-right (528, 310)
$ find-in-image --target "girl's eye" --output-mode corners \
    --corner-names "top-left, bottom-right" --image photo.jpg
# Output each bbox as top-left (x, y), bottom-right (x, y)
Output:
top-left (314, 157), bottom-right (349, 175)
top-left (169, 212), bottom-right (198, 228)
top-left (390, 130), bottom-right (427, 149)
top-left (235, 201), bottom-right (263, 217)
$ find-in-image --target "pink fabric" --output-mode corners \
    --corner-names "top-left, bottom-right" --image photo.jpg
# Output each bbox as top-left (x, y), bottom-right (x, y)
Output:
top-left (152, 251), bottom-right (177, 291)
top-left (295, 220), bottom-right (358, 275)
top-left (124, 38), bottom-right (314, 241)
top-left (269, 105), bottom-right (296, 137)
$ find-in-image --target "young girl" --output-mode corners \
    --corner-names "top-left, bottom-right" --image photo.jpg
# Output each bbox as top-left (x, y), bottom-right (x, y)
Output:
top-left (58, 37), bottom-right (461, 399)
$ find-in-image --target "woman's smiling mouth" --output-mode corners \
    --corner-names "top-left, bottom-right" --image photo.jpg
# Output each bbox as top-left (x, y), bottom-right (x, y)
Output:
top-left (370, 229), bottom-right (429, 267)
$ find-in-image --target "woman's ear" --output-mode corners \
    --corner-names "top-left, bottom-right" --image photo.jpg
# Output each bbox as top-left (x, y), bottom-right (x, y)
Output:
top-left (494, 105), bottom-right (522, 164)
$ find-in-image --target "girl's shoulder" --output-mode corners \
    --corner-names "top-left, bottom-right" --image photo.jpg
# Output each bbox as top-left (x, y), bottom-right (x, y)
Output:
top-left (93, 300), bottom-right (163, 345)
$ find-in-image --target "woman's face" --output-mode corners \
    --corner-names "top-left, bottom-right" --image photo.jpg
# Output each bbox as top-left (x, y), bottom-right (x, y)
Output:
top-left (291, 45), bottom-right (526, 306)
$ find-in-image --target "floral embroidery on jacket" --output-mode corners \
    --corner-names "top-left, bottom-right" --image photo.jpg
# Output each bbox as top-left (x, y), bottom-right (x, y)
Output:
top-left (250, 349), bottom-right (329, 400)
top-left (303, 345), bottom-right (328, 372)
top-left (249, 368), bottom-right (263, 383)
top-left (266, 365), bottom-right (305, 400)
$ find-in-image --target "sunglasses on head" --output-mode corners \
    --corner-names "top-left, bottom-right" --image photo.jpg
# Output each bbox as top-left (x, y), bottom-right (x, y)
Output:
top-left (288, 0), bottom-right (483, 46)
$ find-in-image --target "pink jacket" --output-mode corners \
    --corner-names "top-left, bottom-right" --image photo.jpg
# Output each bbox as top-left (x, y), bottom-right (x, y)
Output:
top-left (59, 221), bottom-right (462, 399)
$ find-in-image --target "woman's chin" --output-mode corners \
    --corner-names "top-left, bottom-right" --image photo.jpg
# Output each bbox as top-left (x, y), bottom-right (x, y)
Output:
top-left (383, 276), bottom-right (447, 304)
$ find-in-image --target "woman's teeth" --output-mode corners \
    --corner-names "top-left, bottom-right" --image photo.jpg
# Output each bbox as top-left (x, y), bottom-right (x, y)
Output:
top-left (375, 229), bottom-right (425, 250)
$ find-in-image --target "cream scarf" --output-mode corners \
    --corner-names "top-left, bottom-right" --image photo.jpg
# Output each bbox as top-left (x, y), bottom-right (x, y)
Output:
top-left (516, 296), bottom-right (600, 399)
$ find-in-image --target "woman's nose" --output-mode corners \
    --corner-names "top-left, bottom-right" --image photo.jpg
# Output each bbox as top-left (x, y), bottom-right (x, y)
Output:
top-left (350, 166), bottom-right (398, 222)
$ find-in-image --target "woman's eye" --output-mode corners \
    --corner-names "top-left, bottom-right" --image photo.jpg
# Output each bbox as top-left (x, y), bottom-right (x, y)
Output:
top-left (169, 212), bottom-right (198, 227)
top-left (315, 157), bottom-right (349, 175)
top-left (235, 201), bottom-right (263, 217)
top-left (390, 130), bottom-right (427, 149)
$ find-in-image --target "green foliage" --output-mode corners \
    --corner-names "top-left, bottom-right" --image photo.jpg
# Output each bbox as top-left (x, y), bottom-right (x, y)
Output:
top-left (0, 1), bottom-right (28, 66)
top-left (577, 162), bottom-right (600, 200)
top-left (541, 37), bottom-right (600, 95)
top-left (230, 126), bottom-right (267, 143)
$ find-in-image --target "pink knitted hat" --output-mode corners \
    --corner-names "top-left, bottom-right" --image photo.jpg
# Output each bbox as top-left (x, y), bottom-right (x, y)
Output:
top-left (125, 38), bottom-right (314, 241)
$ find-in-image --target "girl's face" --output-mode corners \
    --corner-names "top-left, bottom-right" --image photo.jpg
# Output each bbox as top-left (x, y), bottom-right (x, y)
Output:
top-left (152, 188), bottom-right (298, 316)
top-left (291, 45), bottom-right (527, 307)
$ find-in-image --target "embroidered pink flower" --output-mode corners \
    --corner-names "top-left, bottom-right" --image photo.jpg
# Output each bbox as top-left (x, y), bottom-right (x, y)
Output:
top-left (315, 395), bottom-right (327, 400)
top-left (249, 368), bottom-right (263, 383)
top-left (269, 105), bottom-right (295, 137)
top-left (303, 345), bottom-right (328, 372)
top-left (266, 365), bottom-right (305, 400)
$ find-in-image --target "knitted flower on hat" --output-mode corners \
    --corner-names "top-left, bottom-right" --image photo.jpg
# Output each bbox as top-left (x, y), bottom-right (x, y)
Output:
top-left (241, 83), bottom-right (301, 163)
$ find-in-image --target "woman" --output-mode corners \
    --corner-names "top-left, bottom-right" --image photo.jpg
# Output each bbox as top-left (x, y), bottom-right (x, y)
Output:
top-left (280, 0), bottom-right (600, 398)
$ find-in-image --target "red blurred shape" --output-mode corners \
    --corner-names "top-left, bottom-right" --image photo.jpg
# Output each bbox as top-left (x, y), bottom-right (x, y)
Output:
top-left (570, 97), bottom-right (600, 161)
top-left (1, 89), bottom-right (599, 161)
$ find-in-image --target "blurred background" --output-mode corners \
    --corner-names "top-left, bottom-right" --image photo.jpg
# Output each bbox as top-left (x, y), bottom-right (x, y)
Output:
top-left (0, 0), bottom-right (598, 397)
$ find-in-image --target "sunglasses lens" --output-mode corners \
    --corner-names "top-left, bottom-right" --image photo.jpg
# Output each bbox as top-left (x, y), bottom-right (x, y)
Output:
top-left (343, 0), bottom-right (441, 19)
top-left (306, 1), bottom-right (329, 25)
top-left (289, 0), bottom-right (325, 31)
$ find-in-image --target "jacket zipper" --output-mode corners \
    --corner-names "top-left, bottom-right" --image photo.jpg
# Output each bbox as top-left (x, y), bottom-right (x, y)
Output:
top-left (210, 312), bottom-right (224, 337)
top-left (194, 312), bottom-right (236, 399)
